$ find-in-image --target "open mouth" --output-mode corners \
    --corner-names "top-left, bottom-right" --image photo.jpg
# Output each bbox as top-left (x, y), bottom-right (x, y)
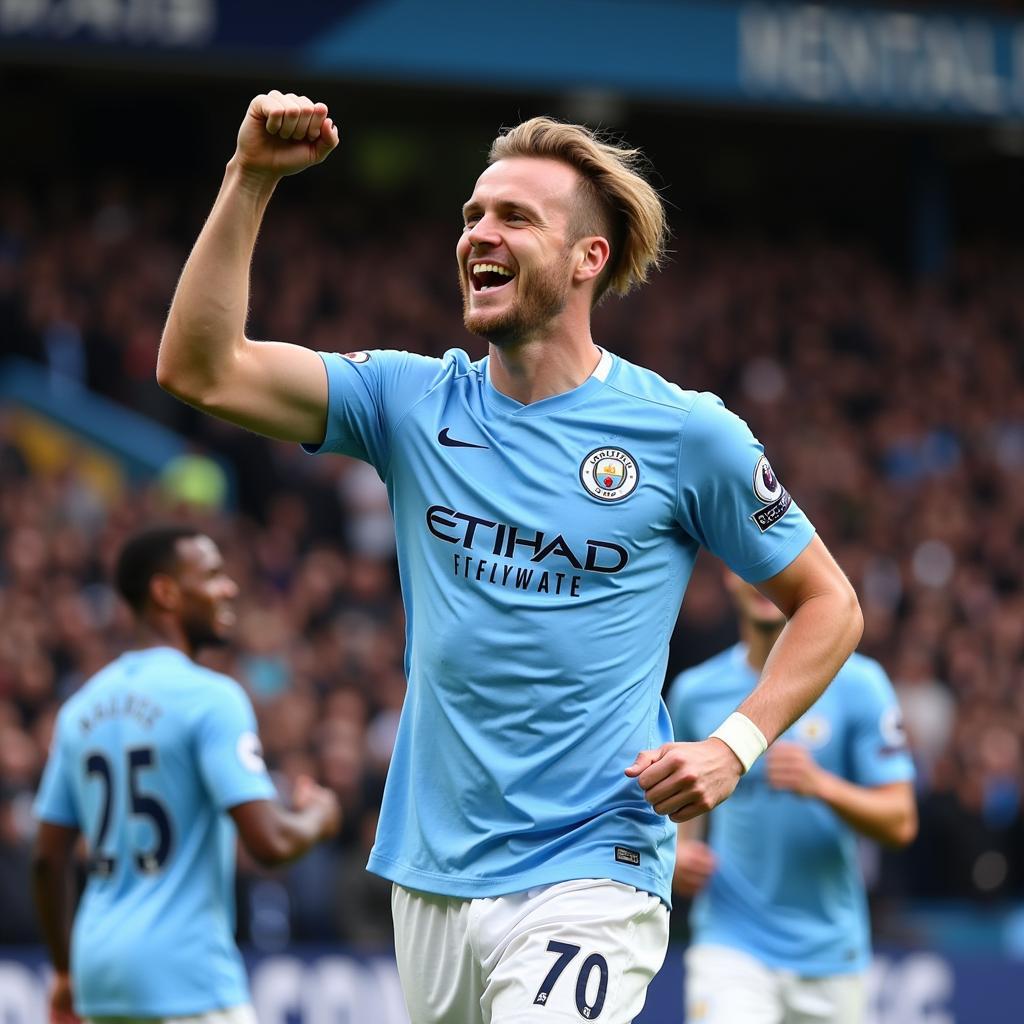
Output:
top-left (470, 262), bottom-right (516, 293)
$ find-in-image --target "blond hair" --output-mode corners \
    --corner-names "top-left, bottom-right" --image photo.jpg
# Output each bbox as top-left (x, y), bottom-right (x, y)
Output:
top-left (488, 116), bottom-right (668, 303)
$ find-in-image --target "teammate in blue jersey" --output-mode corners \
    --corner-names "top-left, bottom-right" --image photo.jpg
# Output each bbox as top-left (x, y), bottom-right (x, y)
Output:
top-left (32, 526), bottom-right (340, 1024)
top-left (157, 91), bottom-right (864, 1022)
top-left (667, 572), bottom-right (917, 1024)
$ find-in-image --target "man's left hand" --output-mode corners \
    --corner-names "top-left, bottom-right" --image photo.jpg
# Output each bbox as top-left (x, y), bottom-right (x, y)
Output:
top-left (765, 741), bottom-right (821, 797)
top-left (626, 739), bottom-right (744, 822)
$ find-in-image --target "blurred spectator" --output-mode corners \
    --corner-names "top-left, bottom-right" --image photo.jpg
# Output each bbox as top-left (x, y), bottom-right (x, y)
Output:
top-left (893, 646), bottom-right (957, 787)
top-left (0, 792), bottom-right (41, 943)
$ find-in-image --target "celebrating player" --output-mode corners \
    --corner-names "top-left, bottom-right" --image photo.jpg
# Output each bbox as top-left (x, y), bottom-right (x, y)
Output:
top-left (667, 572), bottom-right (917, 1024)
top-left (31, 526), bottom-right (340, 1024)
top-left (156, 91), bottom-right (863, 1022)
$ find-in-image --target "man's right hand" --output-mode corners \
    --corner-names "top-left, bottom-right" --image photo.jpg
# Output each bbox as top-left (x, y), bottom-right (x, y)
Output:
top-left (626, 738), bottom-right (743, 822)
top-left (292, 774), bottom-right (342, 841)
top-left (673, 839), bottom-right (717, 897)
top-left (235, 91), bottom-right (340, 182)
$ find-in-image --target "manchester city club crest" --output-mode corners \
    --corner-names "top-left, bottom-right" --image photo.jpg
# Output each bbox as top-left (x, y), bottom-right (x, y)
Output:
top-left (342, 351), bottom-right (370, 363)
top-left (580, 447), bottom-right (640, 502)
top-left (795, 715), bottom-right (832, 750)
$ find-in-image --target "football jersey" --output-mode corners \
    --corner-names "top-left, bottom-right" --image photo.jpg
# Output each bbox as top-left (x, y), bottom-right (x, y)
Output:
top-left (33, 647), bottom-right (277, 1017)
top-left (668, 645), bottom-right (915, 974)
top-left (305, 346), bottom-right (815, 905)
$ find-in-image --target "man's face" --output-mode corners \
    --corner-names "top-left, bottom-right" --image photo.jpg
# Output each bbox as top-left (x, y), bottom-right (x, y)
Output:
top-left (171, 536), bottom-right (238, 649)
top-left (457, 156), bottom-right (582, 345)
top-left (724, 572), bottom-right (786, 631)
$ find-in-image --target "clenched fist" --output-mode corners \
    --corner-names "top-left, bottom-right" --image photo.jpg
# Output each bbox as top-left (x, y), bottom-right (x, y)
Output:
top-left (234, 90), bottom-right (340, 181)
top-left (625, 738), bottom-right (743, 823)
top-left (292, 774), bottom-right (342, 840)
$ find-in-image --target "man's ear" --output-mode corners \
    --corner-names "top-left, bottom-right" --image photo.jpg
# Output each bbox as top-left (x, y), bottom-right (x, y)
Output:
top-left (148, 573), bottom-right (181, 612)
top-left (572, 235), bottom-right (611, 285)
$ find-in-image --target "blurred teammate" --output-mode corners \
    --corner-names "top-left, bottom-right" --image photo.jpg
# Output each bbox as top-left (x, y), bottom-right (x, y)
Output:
top-left (156, 92), bottom-right (863, 1022)
top-left (667, 572), bottom-right (917, 1024)
top-left (32, 526), bottom-right (340, 1024)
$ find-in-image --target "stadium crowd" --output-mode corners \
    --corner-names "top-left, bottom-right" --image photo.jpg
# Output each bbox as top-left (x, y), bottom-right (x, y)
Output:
top-left (1, 178), bottom-right (1023, 945)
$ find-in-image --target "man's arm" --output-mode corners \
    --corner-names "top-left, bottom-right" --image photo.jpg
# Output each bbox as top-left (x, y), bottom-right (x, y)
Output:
top-left (628, 536), bottom-right (862, 821)
top-left (737, 535), bottom-right (863, 743)
top-left (157, 91), bottom-right (339, 443)
top-left (31, 822), bottom-right (80, 1022)
top-left (673, 816), bottom-right (718, 898)
top-left (766, 743), bottom-right (917, 847)
top-left (31, 822), bottom-right (78, 972)
top-left (229, 775), bottom-right (341, 868)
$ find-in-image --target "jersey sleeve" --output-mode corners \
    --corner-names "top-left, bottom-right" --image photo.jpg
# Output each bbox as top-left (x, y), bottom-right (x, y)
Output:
top-left (301, 349), bottom-right (446, 474)
top-left (674, 393), bottom-right (815, 582)
top-left (844, 659), bottom-right (916, 787)
top-left (33, 710), bottom-right (79, 827)
top-left (194, 679), bottom-right (278, 811)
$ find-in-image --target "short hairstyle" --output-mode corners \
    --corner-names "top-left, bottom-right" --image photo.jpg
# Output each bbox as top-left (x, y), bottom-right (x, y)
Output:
top-left (115, 526), bottom-right (201, 613)
top-left (488, 116), bottom-right (668, 303)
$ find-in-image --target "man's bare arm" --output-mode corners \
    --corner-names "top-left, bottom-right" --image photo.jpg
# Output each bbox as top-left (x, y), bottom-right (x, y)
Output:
top-left (157, 91), bottom-right (338, 444)
top-left (628, 536), bottom-right (862, 821)
top-left (737, 535), bottom-right (863, 743)
top-left (32, 819), bottom-right (81, 1022)
top-left (766, 743), bottom-right (917, 847)
top-left (229, 775), bottom-right (341, 867)
top-left (31, 822), bottom-right (79, 973)
top-left (815, 778), bottom-right (917, 848)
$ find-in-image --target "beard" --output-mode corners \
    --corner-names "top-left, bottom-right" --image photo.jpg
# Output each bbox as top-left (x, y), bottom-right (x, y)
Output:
top-left (182, 609), bottom-right (232, 651)
top-left (461, 254), bottom-right (572, 346)
top-left (184, 623), bottom-right (230, 650)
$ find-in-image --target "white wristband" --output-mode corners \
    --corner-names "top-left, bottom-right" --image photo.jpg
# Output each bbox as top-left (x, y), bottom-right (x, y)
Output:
top-left (709, 712), bottom-right (767, 774)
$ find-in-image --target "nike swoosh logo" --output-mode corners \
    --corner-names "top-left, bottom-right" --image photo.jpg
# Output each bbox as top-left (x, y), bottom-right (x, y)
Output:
top-left (438, 428), bottom-right (489, 449)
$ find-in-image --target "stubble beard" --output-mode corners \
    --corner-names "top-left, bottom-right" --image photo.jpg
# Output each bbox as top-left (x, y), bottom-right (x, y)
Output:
top-left (183, 609), bottom-right (231, 651)
top-left (461, 256), bottom-right (572, 346)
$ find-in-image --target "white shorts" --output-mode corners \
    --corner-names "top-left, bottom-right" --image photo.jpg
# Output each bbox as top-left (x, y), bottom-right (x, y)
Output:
top-left (87, 1005), bottom-right (257, 1024)
top-left (392, 878), bottom-right (670, 1023)
top-left (685, 945), bottom-right (866, 1024)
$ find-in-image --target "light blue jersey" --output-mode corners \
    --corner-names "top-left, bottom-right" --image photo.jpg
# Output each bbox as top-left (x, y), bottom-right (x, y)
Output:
top-left (34, 647), bottom-right (277, 1017)
top-left (306, 347), bottom-right (815, 905)
top-left (668, 645), bottom-right (915, 974)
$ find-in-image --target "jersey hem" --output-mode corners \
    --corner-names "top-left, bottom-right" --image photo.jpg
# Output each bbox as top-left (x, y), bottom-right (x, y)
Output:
top-left (738, 525), bottom-right (816, 583)
top-left (300, 351), bottom-right (348, 455)
top-left (33, 808), bottom-right (79, 827)
top-left (691, 935), bottom-right (870, 977)
top-left (856, 769), bottom-right (916, 787)
top-left (367, 852), bottom-right (672, 908)
top-left (79, 997), bottom-right (250, 1017)
top-left (220, 784), bottom-right (278, 811)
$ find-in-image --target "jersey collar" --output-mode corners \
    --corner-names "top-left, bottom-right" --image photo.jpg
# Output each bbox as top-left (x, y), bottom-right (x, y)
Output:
top-left (482, 347), bottom-right (615, 417)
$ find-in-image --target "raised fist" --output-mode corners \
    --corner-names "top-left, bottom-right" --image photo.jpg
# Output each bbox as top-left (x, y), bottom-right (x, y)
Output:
top-left (234, 90), bottom-right (340, 180)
